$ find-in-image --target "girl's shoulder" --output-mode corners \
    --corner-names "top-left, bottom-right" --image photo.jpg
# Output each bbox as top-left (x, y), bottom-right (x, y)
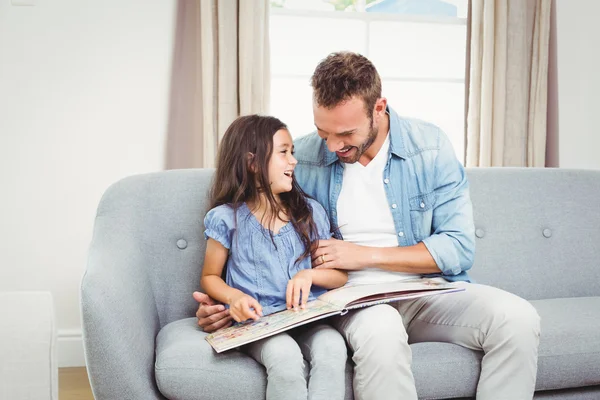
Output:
top-left (204, 204), bottom-right (240, 249)
top-left (304, 197), bottom-right (331, 237)
top-left (305, 197), bottom-right (326, 215)
top-left (207, 203), bottom-right (236, 213)
top-left (204, 203), bottom-right (239, 226)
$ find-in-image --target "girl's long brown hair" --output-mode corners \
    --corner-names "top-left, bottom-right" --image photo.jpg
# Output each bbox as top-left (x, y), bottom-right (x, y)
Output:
top-left (209, 115), bottom-right (319, 263)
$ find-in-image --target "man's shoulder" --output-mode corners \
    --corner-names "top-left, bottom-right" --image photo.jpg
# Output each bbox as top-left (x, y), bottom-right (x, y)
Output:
top-left (293, 132), bottom-right (326, 164)
top-left (394, 115), bottom-right (446, 156)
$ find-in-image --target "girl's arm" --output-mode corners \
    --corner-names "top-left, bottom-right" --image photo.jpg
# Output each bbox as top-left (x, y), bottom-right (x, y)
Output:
top-left (201, 238), bottom-right (263, 321)
top-left (286, 268), bottom-right (348, 310)
top-left (310, 268), bottom-right (348, 289)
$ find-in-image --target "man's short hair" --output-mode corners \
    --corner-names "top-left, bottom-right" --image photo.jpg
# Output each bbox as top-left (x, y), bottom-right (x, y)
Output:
top-left (310, 51), bottom-right (382, 117)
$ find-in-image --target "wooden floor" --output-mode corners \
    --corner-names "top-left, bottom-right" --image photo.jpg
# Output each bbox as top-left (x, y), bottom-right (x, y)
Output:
top-left (59, 367), bottom-right (94, 400)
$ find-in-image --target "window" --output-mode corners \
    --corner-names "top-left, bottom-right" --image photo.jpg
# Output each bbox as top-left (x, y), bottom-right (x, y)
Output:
top-left (270, 0), bottom-right (469, 163)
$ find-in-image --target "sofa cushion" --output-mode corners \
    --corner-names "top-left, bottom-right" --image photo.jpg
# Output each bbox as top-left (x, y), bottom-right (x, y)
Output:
top-left (412, 342), bottom-right (481, 399)
top-left (411, 296), bottom-right (600, 397)
top-left (156, 295), bottom-right (600, 400)
top-left (155, 318), bottom-right (266, 399)
top-left (532, 297), bottom-right (600, 391)
top-left (157, 319), bottom-right (484, 400)
top-left (155, 318), bottom-right (354, 400)
top-left (156, 319), bottom-right (480, 400)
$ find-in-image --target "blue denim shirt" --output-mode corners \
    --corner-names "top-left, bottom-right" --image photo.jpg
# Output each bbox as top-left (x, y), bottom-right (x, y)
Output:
top-left (204, 198), bottom-right (331, 315)
top-left (293, 106), bottom-right (475, 282)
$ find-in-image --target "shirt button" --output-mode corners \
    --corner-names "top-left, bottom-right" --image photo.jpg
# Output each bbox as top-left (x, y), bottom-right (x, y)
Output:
top-left (384, 178), bottom-right (390, 184)
top-left (391, 203), bottom-right (397, 209)
top-left (398, 232), bottom-right (404, 237)
top-left (420, 202), bottom-right (425, 208)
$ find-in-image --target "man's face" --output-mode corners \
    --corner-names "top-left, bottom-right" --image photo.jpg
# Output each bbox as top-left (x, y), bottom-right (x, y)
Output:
top-left (313, 96), bottom-right (379, 164)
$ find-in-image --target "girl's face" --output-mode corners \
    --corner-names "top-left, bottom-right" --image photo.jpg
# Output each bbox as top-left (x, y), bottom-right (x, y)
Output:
top-left (268, 129), bottom-right (297, 196)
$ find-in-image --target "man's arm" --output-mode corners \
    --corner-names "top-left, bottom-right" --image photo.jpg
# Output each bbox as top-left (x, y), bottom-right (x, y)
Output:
top-left (419, 129), bottom-right (475, 276)
top-left (193, 291), bottom-right (233, 332)
top-left (314, 129), bottom-right (474, 276)
top-left (312, 240), bottom-right (440, 273)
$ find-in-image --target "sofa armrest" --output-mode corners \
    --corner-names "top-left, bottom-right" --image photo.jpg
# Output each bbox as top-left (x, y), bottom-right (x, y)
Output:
top-left (81, 214), bottom-right (166, 400)
top-left (0, 291), bottom-right (58, 400)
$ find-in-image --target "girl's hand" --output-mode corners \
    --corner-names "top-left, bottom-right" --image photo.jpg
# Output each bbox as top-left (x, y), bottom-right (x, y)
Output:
top-left (286, 270), bottom-right (313, 310)
top-left (228, 291), bottom-right (263, 323)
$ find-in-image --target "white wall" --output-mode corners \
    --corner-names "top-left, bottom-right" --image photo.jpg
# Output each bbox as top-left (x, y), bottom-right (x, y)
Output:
top-left (554, 0), bottom-right (600, 169)
top-left (0, 0), bottom-right (176, 366)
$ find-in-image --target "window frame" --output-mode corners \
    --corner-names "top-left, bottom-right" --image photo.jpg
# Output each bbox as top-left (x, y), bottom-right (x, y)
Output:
top-left (269, 7), bottom-right (469, 163)
top-left (271, 7), bottom-right (467, 86)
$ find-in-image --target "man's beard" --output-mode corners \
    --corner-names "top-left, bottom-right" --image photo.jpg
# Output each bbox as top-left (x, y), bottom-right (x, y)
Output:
top-left (338, 119), bottom-right (378, 164)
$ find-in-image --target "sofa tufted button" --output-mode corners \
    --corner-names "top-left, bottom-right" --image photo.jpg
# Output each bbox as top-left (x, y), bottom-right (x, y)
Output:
top-left (176, 239), bottom-right (188, 249)
top-left (475, 228), bottom-right (485, 238)
top-left (543, 228), bottom-right (552, 238)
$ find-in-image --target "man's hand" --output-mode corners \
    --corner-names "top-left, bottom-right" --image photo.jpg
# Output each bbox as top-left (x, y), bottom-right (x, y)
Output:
top-left (311, 238), bottom-right (369, 270)
top-left (286, 270), bottom-right (313, 310)
top-left (228, 291), bottom-right (263, 323)
top-left (193, 291), bottom-right (233, 333)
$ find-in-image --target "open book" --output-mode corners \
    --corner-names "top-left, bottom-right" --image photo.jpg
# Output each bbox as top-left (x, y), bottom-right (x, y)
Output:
top-left (205, 278), bottom-right (464, 353)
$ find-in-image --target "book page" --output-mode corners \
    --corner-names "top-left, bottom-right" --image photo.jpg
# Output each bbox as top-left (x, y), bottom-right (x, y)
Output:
top-left (205, 299), bottom-right (340, 353)
top-left (345, 286), bottom-right (465, 309)
top-left (317, 278), bottom-right (461, 308)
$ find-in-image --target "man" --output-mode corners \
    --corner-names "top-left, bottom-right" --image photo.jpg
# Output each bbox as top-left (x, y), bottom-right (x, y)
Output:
top-left (194, 52), bottom-right (540, 400)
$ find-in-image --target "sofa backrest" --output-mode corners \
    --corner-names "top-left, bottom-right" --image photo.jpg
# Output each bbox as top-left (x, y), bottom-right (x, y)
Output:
top-left (89, 169), bottom-right (215, 329)
top-left (89, 168), bottom-right (599, 328)
top-left (467, 168), bottom-right (600, 300)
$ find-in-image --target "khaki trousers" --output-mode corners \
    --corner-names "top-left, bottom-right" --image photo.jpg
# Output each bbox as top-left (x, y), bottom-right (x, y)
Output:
top-left (331, 283), bottom-right (541, 400)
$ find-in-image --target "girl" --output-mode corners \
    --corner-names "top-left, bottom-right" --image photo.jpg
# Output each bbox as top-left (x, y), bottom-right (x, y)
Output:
top-left (201, 115), bottom-right (348, 400)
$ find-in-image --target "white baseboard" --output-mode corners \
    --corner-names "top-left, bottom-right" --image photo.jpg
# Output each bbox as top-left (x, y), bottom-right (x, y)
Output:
top-left (58, 329), bottom-right (86, 368)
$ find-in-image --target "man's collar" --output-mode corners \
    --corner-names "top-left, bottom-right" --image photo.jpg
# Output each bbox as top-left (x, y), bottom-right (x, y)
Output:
top-left (323, 144), bottom-right (338, 166)
top-left (387, 105), bottom-right (407, 160)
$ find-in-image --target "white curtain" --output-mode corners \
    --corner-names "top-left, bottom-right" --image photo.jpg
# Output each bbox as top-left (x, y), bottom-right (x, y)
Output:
top-left (466, 0), bottom-right (552, 167)
top-left (166, 0), bottom-right (270, 169)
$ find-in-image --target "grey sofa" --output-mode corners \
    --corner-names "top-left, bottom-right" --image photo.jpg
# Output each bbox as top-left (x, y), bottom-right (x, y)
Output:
top-left (81, 168), bottom-right (600, 399)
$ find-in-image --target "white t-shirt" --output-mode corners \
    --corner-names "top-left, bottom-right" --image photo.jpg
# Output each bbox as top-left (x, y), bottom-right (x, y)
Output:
top-left (336, 133), bottom-right (421, 285)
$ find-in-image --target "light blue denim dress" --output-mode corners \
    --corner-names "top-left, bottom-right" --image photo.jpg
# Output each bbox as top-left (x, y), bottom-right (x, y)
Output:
top-left (203, 198), bottom-right (332, 316)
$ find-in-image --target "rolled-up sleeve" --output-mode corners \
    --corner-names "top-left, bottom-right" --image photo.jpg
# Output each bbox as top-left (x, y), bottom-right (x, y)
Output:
top-left (421, 131), bottom-right (475, 276)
